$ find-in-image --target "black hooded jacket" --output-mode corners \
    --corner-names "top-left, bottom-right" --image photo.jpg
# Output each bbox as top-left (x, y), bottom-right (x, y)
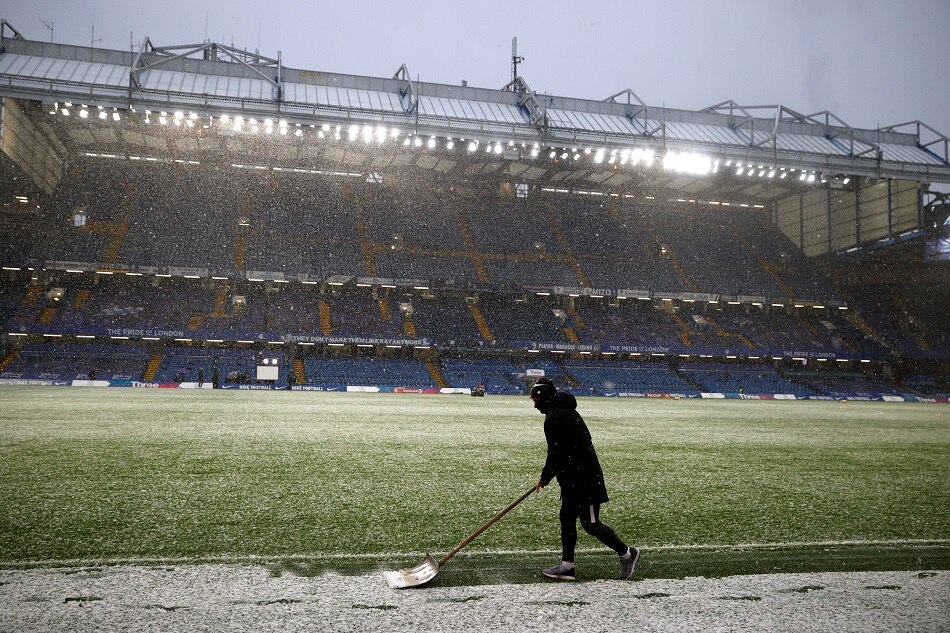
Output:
top-left (539, 392), bottom-right (609, 505)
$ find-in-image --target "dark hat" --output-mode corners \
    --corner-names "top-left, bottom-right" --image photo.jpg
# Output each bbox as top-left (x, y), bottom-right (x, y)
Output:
top-left (529, 377), bottom-right (557, 400)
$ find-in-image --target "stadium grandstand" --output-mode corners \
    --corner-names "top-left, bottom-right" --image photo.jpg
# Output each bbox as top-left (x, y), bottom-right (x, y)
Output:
top-left (0, 20), bottom-right (947, 400)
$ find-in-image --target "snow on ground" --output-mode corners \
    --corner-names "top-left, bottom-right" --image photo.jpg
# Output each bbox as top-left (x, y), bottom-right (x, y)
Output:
top-left (0, 565), bottom-right (947, 632)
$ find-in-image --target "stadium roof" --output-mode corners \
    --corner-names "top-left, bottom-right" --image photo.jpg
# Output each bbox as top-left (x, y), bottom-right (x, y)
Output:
top-left (1, 22), bottom-right (949, 195)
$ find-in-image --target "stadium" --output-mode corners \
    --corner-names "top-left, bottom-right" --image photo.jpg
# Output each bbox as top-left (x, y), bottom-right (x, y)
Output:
top-left (0, 18), bottom-right (948, 632)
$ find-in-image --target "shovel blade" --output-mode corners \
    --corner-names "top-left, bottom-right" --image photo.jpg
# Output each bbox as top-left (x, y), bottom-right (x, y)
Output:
top-left (383, 553), bottom-right (440, 589)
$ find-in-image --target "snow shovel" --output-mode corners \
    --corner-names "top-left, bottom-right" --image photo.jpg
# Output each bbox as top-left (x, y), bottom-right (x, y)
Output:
top-left (383, 485), bottom-right (536, 589)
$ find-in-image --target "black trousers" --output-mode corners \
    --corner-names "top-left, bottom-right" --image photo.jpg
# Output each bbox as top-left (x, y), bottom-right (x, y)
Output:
top-left (559, 501), bottom-right (628, 563)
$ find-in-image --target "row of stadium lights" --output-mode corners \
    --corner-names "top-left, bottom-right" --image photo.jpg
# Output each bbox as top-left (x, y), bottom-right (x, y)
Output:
top-left (49, 103), bottom-right (824, 182)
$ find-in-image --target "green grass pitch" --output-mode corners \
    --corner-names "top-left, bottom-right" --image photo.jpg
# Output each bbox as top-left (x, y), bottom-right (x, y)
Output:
top-left (1, 387), bottom-right (947, 582)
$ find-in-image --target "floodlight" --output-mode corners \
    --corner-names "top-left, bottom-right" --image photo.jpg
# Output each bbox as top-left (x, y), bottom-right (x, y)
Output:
top-left (427, 137), bottom-right (436, 148)
top-left (799, 173), bottom-right (807, 181)
top-left (322, 123), bottom-right (330, 131)
top-left (279, 127), bottom-right (287, 135)
top-left (414, 137), bottom-right (423, 147)
top-left (560, 152), bottom-right (568, 159)
top-left (233, 116), bottom-right (243, 131)
top-left (446, 140), bottom-right (455, 149)
top-left (317, 130), bottom-right (325, 138)
top-left (278, 119), bottom-right (287, 128)
top-left (186, 120), bottom-right (194, 128)
top-left (174, 111), bottom-right (184, 120)
top-left (112, 112), bottom-right (120, 121)
top-left (159, 115), bottom-right (167, 125)
top-left (295, 129), bottom-right (302, 137)
top-left (594, 149), bottom-right (605, 163)
top-left (807, 174), bottom-right (816, 182)
top-left (768, 170), bottom-right (776, 178)
top-left (79, 109), bottom-right (88, 118)
top-left (98, 111), bottom-right (107, 120)
top-left (495, 144), bottom-right (504, 154)
top-left (549, 151), bottom-right (556, 158)
top-left (530, 148), bottom-right (539, 157)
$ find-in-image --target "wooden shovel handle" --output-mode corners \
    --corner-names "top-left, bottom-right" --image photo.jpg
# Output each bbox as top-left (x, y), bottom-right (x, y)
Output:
top-left (438, 485), bottom-right (536, 566)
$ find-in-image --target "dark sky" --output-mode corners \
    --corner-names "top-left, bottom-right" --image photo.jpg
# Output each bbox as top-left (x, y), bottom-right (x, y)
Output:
top-left (3, 0), bottom-right (949, 171)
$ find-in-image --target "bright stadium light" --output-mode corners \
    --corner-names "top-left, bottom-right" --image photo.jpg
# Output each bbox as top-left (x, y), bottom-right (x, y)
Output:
top-left (98, 111), bottom-right (107, 120)
top-left (446, 139), bottom-right (455, 149)
top-left (159, 115), bottom-right (167, 125)
top-left (594, 149), bottom-right (605, 163)
top-left (427, 137), bottom-right (436, 148)
top-left (629, 148), bottom-right (655, 167)
top-left (79, 109), bottom-right (88, 118)
top-left (664, 151), bottom-right (711, 176)
top-left (530, 147), bottom-right (539, 157)
top-left (348, 124), bottom-right (359, 141)
top-left (414, 136), bottom-right (423, 147)
top-left (403, 137), bottom-right (411, 146)
top-left (233, 116), bottom-right (243, 131)
top-left (495, 144), bottom-right (504, 154)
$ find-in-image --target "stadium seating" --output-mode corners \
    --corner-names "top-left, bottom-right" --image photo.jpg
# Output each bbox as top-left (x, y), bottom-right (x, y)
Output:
top-left (677, 360), bottom-right (814, 396)
top-left (562, 359), bottom-right (698, 395)
top-left (1, 151), bottom-right (946, 399)
top-left (0, 342), bottom-right (149, 381)
top-left (440, 357), bottom-right (524, 395)
top-left (302, 355), bottom-right (434, 388)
